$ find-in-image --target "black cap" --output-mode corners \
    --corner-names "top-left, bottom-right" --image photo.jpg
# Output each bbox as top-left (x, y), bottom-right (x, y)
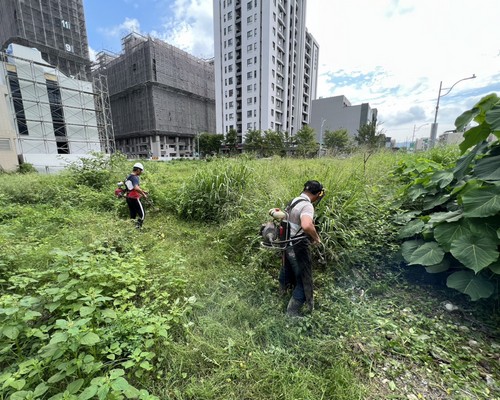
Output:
top-left (303, 180), bottom-right (323, 195)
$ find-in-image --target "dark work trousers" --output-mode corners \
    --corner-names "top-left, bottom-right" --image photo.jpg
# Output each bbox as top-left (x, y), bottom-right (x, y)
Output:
top-left (126, 197), bottom-right (145, 228)
top-left (278, 240), bottom-right (313, 305)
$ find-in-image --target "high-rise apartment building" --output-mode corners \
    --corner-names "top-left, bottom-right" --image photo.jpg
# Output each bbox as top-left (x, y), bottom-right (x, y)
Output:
top-left (213, 0), bottom-right (319, 144)
top-left (0, 0), bottom-right (90, 80)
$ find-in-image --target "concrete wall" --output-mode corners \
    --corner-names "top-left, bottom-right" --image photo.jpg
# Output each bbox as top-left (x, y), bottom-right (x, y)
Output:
top-left (0, 83), bottom-right (19, 171)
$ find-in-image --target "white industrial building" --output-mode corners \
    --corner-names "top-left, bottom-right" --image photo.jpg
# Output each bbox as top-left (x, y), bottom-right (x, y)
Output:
top-left (213, 0), bottom-right (319, 145)
top-left (0, 44), bottom-right (112, 172)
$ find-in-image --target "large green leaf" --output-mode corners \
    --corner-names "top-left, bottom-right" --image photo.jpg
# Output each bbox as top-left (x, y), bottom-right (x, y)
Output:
top-left (430, 170), bottom-right (454, 189)
top-left (461, 186), bottom-right (500, 217)
top-left (467, 217), bottom-right (500, 241)
top-left (450, 234), bottom-right (499, 273)
top-left (474, 154), bottom-right (500, 181)
top-left (447, 270), bottom-right (494, 301)
top-left (455, 107), bottom-right (480, 132)
top-left (408, 184), bottom-right (428, 201)
top-left (454, 141), bottom-right (487, 178)
top-left (423, 194), bottom-right (450, 211)
top-left (398, 219), bottom-right (425, 239)
top-left (425, 258), bottom-right (450, 274)
top-left (401, 239), bottom-right (424, 263)
top-left (434, 220), bottom-right (470, 252)
top-left (488, 260), bottom-right (500, 274)
top-left (80, 332), bottom-right (100, 346)
top-left (408, 241), bottom-right (445, 266)
top-left (459, 124), bottom-right (491, 154)
top-left (428, 210), bottom-right (462, 226)
top-left (485, 103), bottom-right (500, 131)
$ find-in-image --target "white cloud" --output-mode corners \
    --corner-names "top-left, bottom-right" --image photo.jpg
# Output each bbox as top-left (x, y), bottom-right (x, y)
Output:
top-left (99, 17), bottom-right (142, 39)
top-left (154, 0), bottom-right (214, 59)
top-left (307, 0), bottom-right (500, 141)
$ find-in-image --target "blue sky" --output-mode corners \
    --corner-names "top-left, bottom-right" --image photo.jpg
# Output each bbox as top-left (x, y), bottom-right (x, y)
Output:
top-left (83, 0), bottom-right (500, 143)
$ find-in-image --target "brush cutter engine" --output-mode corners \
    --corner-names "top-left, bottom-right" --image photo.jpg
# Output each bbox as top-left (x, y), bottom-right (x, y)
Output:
top-left (260, 207), bottom-right (307, 250)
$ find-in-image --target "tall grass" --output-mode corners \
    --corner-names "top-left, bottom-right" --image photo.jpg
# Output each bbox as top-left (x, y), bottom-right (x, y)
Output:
top-left (4, 149), bottom-right (494, 399)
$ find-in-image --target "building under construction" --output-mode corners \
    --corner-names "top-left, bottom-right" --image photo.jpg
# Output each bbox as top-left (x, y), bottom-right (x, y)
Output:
top-left (94, 33), bottom-right (216, 159)
top-left (0, 44), bottom-right (114, 172)
top-left (0, 0), bottom-right (90, 80)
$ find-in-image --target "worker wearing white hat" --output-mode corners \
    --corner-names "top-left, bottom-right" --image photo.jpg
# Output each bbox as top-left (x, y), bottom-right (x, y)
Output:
top-left (124, 162), bottom-right (148, 228)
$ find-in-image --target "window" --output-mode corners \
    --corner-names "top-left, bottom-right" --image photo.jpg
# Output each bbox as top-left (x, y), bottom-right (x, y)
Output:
top-left (247, 58), bottom-right (253, 65)
top-left (7, 71), bottom-right (28, 135)
top-left (247, 98), bottom-right (253, 105)
top-left (229, 89), bottom-right (233, 96)
top-left (228, 25), bottom-right (232, 33)
top-left (228, 51), bottom-right (233, 60)
top-left (247, 1), bottom-right (252, 10)
top-left (247, 84), bottom-right (252, 92)
top-left (247, 123), bottom-right (252, 129)
top-left (0, 139), bottom-right (11, 150)
top-left (247, 71), bottom-right (253, 79)
top-left (227, 11), bottom-right (232, 20)
top-left (228, 38), bottom-right (233, 46)
top-left (228, 64), bottom-right (233, 72)
top-left (247, 15), bottom-right (253, 23)
top-left (247, 110), bottom-right (252, 117)
top-left (247, 44), bottom-right (253, 51)
top-left (247, 30), bottom-right (252, 38)
top-left (228, 77), bottom-right (233, 84)
top-left (229, 101), bottom-right (234, 108)
top-left (61, 20), bottom-right (70, 29)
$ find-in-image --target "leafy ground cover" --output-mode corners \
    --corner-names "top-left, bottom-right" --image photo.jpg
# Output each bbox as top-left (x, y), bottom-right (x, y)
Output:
top-left (1, 153), bottom-right (498, 399)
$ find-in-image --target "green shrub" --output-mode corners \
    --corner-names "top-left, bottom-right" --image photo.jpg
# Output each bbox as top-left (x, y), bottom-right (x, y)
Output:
top-left (177, 158), bottom-right (252, 221)
top-left (17, 162), bottom-right (38, 174)
top-left (395, 94), bottom-right (500, 300)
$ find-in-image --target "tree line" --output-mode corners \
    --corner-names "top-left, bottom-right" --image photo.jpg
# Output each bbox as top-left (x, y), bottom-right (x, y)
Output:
top-left (196, 121), bottom-right (387, 158)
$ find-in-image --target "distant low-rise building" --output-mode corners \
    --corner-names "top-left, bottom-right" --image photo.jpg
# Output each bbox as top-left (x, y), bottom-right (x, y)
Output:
top-left (94, 33), bottom-right (216, 160)
top-left (438, 130), bottom-right (463, 146)
top-left (310, 95), bottom-right (377, 143)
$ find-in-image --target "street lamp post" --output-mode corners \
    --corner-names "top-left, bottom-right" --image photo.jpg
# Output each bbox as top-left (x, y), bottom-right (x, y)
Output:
top-left (429, 74), bottom-right (476, 148)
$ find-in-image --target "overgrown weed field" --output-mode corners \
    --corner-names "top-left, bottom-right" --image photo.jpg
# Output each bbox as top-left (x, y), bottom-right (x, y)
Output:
top-left (1, 151), bottom-right (498, 400)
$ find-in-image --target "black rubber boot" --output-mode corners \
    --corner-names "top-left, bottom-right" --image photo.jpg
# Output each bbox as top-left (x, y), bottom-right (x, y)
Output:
top-left (286, 297), bottom-right (302, 317)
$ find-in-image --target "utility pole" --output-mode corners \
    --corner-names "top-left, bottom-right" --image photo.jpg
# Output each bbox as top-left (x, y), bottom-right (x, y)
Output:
top-left (429, 74), bottom-right (476, 148)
